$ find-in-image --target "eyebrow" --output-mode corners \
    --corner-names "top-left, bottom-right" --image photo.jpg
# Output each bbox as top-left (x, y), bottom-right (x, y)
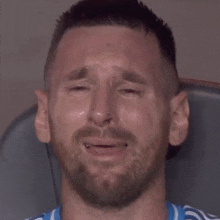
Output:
top-left (65, 67), bottom-right (89, 81)
top-left (115, 67), bottom-right (148, 85)
top-left (64, 66), bottom-right (148, 85)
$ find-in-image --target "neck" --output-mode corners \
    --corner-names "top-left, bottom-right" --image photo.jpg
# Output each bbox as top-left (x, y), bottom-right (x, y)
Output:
top-left (61, 167), bottom-right (167, 220)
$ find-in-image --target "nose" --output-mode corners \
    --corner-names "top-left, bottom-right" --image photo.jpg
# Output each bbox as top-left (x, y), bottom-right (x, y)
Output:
top-left (88, 86), bottom-right (115, 127)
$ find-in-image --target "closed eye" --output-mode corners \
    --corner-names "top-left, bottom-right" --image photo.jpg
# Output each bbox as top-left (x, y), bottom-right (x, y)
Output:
top-left (119, 89), bottom-right (142, 96)
top-left (69, 86), bottom-right (90, 91)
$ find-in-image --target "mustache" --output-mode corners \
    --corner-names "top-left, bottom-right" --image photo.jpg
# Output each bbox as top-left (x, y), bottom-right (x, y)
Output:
top-left (74, 126), bottom-right (137, 144)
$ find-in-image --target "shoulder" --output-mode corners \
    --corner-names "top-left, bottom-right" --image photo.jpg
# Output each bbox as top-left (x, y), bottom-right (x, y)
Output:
top-left (182, 204), bottom-right (220, 220)
top-left (25, 206), bottom-right (61, 220)
top-left (168, 202), bottom-right (220, 220)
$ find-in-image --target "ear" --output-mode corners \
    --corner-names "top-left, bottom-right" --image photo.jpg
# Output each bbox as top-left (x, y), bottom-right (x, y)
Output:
top-left (169, 91), bottom-right (190, 146)
top-left (34, 89), bottom-right (51, 143)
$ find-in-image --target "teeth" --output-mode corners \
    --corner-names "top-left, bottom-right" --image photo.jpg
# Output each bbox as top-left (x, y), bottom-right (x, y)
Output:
top-left (84, 143), bottom-right (94, 149)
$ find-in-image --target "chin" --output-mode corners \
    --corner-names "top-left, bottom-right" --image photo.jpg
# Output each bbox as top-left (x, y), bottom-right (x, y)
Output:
top-left (64, 158), bottom-right (160, 209)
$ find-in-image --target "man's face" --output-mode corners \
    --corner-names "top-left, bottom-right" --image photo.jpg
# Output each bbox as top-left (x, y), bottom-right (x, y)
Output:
top-left (36, 26), bottom-right (182, 208)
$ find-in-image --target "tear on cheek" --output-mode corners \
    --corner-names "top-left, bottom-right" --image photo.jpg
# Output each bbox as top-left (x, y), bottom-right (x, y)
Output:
top-left (78, 111), bottom-right (86, 117)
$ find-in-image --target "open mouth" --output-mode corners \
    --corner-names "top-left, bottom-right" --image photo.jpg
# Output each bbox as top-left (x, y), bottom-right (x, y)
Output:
top-left (83, 142), bottom-right (128, 157)
top-left (84, 143), bottom-right (128, 149)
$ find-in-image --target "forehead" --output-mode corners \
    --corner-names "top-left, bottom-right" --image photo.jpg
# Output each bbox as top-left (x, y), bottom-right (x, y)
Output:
top-left (51, 25), bottom-right (163, 81)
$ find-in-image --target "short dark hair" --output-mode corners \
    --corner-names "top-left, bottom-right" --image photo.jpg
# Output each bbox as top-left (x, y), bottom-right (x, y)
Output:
top-left (44, 0), bottom-right (178, 92)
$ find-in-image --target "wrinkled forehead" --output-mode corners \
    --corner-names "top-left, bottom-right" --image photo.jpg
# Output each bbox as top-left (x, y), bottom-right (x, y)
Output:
top-left (58, 25), bottom-right (160, 53)
top-left (56, 26), bottom-right (162, 66)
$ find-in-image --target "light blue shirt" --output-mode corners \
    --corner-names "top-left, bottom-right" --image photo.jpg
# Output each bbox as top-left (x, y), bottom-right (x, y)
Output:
top-left (27, 202), bottom-right (220, 220)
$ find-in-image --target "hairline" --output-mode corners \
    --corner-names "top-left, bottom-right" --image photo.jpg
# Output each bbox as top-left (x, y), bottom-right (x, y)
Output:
top-left (44, 24), bottom-right (146, 80)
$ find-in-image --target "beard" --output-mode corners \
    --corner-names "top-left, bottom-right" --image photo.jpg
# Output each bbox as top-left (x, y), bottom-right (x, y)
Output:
top-left (51, 125), bottom-right (167, 210)
top-left (63, 158), bottom-right (160, 210)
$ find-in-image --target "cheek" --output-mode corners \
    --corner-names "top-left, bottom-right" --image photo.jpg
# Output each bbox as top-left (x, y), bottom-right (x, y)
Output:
top-left (49, 96), bottom-right (91, 139)
top-left (117, 98), bottom-right (170, 145)
top-left (118, 100), bottom-right (170, 167)
top-left (118, 100), bottom-right (154, 136)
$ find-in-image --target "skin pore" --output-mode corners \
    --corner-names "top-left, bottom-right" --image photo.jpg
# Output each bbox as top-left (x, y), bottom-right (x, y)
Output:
top-left (35, 26), bottom-right (189, 220)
